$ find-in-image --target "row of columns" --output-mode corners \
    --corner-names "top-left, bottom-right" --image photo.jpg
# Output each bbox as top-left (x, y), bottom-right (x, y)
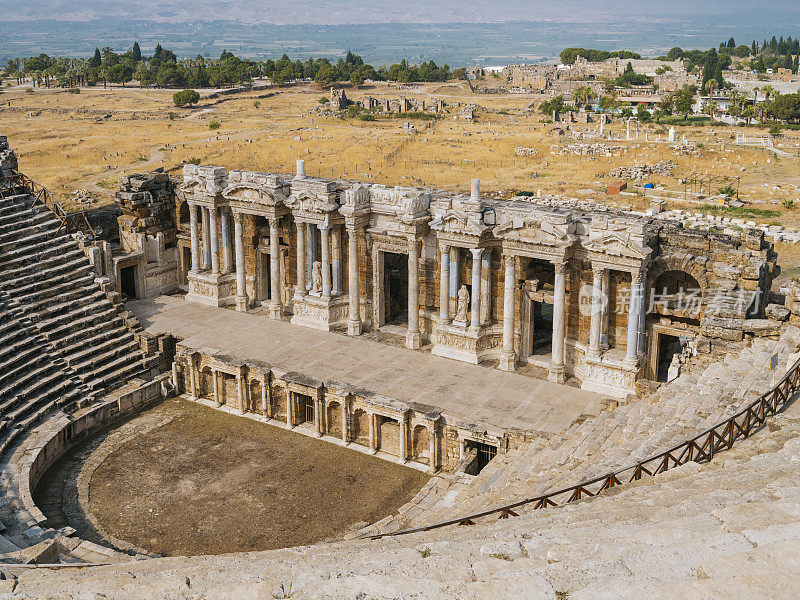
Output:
top-left (439, 245), bottom-right (489, 329)
top-left (295, 222), bottom-right (345, 298)
top-left (500, 255), bottom-right (568, 380)
top-left (189, 204), bottom-right (234, 275)
top-left (184, 359), bottom-right (438, 470)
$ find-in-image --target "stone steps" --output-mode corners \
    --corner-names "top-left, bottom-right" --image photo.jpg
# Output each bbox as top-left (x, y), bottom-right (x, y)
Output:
top-left (399, 329), bottom-right (800, 527)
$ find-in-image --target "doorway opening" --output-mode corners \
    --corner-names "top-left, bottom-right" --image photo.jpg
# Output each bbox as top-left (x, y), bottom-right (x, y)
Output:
top-left (383, 252), bottom-right (408, 325)
top-left (464, 440), bottom-right (497, 475)
top-left (181, 247), bottom-right (191, 284)
top-left (259, 252), bottom-right (272, 303)
top-left (657, 333), bottom-right (681, 382)
top-left (120, 265), bottom-right (138, 300)
top-left (297, 393), bottom-right (314, 424)
top-left (532, 301), bottom-right (554, 355)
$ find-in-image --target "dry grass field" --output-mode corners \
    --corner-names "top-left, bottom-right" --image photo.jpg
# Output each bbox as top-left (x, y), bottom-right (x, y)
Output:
top-left (1, 79), bottom-right (799, 221)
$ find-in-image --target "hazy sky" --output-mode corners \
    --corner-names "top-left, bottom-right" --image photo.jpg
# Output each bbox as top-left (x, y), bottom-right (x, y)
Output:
top-left (3, 0), bottom-right (799, 24)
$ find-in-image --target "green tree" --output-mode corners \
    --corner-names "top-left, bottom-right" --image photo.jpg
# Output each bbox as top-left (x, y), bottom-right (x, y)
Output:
top-left (173, 88), bottom-right (200, 107)
top-left (349, 69), bottom-right (365, 88)
top-left (89, 48), bottom-right (101, 68)
top-left (314, 65), bottom-right (336, 88)
top-left (674, 84), bottom-right (697, 120)
top-left (132, 42), bottom-right (142, 62)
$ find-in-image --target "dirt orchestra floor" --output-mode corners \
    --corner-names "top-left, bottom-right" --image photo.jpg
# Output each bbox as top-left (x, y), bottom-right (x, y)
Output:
top-left (84, 398), bottom-right (429, 556)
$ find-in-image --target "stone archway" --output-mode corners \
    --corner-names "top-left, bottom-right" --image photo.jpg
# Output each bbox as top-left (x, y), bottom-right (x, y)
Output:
top-left (351, 409), bottom-right (370, 446)
top-left (270, 383), bottom-right (287, 421)
top-left (199, 368), bottom-right (214, 400)
top-left (248, 380), bottom-right (262, 413)
top-left (327, 402), bottom-right (343, 438)
top-left (378, 417), bottom-right (401, 456)
top-left (412, 425), bottom-right (431, 465)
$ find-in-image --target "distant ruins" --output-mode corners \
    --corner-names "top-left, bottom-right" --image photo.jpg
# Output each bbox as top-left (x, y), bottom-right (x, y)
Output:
top-left (504, 56), bottom-right (699, 96)
top-left (330, 87), bottom-right (446, 114)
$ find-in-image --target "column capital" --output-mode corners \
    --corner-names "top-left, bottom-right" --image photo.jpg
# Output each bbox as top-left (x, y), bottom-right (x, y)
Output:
top-left (233, 210), bottom-right (244, 225)
top-left (553, 260), bottom-right (567, 275)
top-left (631, 269), bottom-right (645, 285)
top-left (439, 243), bottom-right (450, 255)
top-left (592, 264), bottom-right (605, 278)
top-left (503, 253), bottom-right (516, 269)
top-left (470, 247), bottom-right (483, 258)
top-left (408, 236), bottom-right (420, 253)
top-left (318, 223), bottom-right (331, 232)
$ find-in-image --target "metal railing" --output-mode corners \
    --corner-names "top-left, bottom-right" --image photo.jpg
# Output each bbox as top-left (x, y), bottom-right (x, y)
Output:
top-left (0, 170), bottom-right (96, 237)
top-left (368, 354), bottom-right (800, 540)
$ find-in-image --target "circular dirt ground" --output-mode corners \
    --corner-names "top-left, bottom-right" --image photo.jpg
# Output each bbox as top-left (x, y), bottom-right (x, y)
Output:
top-left (86, 398), bottom-right (429, 556)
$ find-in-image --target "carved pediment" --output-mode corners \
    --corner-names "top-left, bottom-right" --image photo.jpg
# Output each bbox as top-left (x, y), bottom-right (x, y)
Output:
top-left (584, 232), bottom-right (652, 260)
top-left (494, 217), bottom-right (571, 246)
top-left (430, 209), bottom-right (486, 236)
top-left (285, 191), bottom-right (339, 214)
top-left (222, 183), bottom-right (285, 206)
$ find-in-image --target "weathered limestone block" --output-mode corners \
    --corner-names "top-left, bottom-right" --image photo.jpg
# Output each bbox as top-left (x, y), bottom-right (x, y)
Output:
top-left (742, 319), bottom-right (782, 336)
top-left (765, 304), bottom-right (790, 321)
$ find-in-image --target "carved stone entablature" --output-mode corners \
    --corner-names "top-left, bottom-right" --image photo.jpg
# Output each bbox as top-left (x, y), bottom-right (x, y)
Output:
top-left (369, 231), bottom-right (410, 256)
top-left (369, 185), bottom-right (431, 225)
top-left (180, 165), bottom-right (227, 205)
top-left (222, 171), bottom-right (289, 213)
top-left (583, 231), bottom-right (652, 271)
top-left (285, 177), bottom-right (340, 218)
top-left (495, 216), bottom-right (576, 261)
top-left (429, 198), bottom-right (488, 242)
top-left (339, 184), bottom-right (371, 220)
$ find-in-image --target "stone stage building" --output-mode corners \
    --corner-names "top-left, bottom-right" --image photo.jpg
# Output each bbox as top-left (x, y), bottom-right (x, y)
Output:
top-left (132, 161), bottom-right (779, 401)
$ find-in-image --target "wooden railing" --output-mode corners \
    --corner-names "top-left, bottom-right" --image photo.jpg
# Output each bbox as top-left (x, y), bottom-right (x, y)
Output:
top-left (0, 170), bottom-right (96, 237)
top-left (368, 354), bottom-right (800, 540)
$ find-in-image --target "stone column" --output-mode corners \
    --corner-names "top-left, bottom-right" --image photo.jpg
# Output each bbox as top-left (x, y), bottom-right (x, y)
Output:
top-left (201, 207), bottom-right (211, 269)
top-left (341, 398), bottom-right (349, 443)
top-left (549, 261), bottom-right (567, 383)
top-left (188, 359), bottom-right (198, 399)
top-left (209, 207), bottom-right (220, 275)
top-left (429, 425), bottom-right (437, 472)
top-left (589, 266), bottom-right (604, 356)
top-left (189, 204), bottom-right (200, 271)
top-left (480, 250), bottom-right (491, 325)
top-left (406, 237), bottom-right (421, 350)
top-left (236, 374), bottom-right (245, 413)
top-left (319, 224), bottom-right (331, 297)
top-left (233, 212), bottom-right (248, 312)
top-left (268, 217), bottom-right (282, 319)
top-left (212, 370), bottom-right (220, 406)
top-left (347, 227), bottom-right (362, 336)
top-left (331, 226), bottom-right (342, 296)
top-left (368, 413), bottom-right (376, 453)
top-left (306, 223), bottom-right (315, 290)
top-left (315, 396), bottom-right (323, 437)
top-left (638, 282), bottom-right (647, 354)
top-left (220, 208), bottom-right (232, 274)
top-left (600, 269), bottom-right (610, 350)
top-left (500, 254), bottom-right (517, 371)
top-left (470, 248), bottom-right (483, 328)
top-left (286, 393), bottom-right (293, 428)
top-left (626, 271), bottom-right (644, 363)
top-left (296, 221), bottom-right (306, 296)
top-left (401, 415), bottom-right (409, 462)
top-left (262, 379), bottom-right (269, 417)
top-left (449, 247), bottom-right (460, 315)
top-left (439, 244), bottom-right (450, 322)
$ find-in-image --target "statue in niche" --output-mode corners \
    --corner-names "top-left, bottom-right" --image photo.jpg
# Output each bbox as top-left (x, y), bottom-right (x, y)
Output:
top-left (311, 261), bottom-right (322, 294)
top-left (454, 284), bottom-right (470, 323)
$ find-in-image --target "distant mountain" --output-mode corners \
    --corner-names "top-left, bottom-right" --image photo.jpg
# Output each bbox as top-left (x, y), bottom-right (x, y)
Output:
top-left (3, 0), bottom-right (799, 24)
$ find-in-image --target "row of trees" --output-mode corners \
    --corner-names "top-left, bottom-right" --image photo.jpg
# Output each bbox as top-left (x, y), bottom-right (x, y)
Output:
top-left (264, 53), bottom-right (453, 87)
top-left (2, 44), bottom-right (455, 90)
top-left (2, 45), bottom-right (261, 89)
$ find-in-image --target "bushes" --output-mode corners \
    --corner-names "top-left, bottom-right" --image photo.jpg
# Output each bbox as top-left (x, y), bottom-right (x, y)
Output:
top-left (359, 114), bottom-right (376, 121)
top-left (173, 88), bottom-right (200, 107)
top-left (208, 120), bottom-right (221, 130)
